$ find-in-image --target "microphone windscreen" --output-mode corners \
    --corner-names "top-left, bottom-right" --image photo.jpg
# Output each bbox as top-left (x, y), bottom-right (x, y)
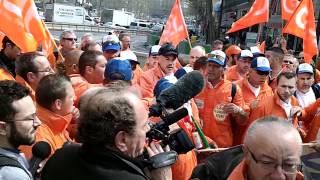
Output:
top-left (32, 141), bottom-right (51, 160)
top-left (158, 71), bottom-right (205, 109)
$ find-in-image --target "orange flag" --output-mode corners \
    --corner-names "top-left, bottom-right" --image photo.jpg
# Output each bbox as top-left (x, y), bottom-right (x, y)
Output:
top-left (41, 21), bottom-right (54, 57)
top-left (159, 0), bottom-right (189, 47)
top-left (227, 0), bottom-right (269, 34)
top-left (258, 41), bottom-right (266, 53)
top-left (0, 0), bottom-right (49, 53)
top-left (283, 0), bottom-right (318, 63)
top-left (281, 0), bottom-right (300, 20)
top-left (0, 31), bottom-right (5, 50)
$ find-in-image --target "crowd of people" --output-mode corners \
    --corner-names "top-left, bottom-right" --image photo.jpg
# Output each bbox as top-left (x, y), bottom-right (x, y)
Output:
top-left (0, 29), bottom-right (319, 180)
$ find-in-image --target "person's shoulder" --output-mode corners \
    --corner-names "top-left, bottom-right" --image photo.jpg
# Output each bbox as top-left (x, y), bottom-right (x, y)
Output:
top-left (0, 166), bottom-right (32, 180)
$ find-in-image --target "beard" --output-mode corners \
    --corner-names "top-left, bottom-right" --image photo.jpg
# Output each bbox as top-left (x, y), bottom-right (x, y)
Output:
top-left (8, 123), bottom-right (35, 148)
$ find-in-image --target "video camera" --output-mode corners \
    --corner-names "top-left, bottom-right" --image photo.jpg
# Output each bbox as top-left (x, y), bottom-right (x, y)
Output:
top-left (147, 108), bottom-right (195, 154)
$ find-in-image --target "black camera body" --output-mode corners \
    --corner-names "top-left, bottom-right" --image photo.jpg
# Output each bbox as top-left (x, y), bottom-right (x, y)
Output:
top-left (146, 108), bottom-right (195, 154)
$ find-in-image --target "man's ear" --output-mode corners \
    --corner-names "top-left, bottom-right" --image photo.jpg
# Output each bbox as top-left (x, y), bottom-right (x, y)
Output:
top-left (26, 72), bottom-right (36, 84)
top-left (85, 66), bottom-right (93, 75)
top-left (114, 131), bottom-right (128, 153)
top-left (52, 99), bottom-right (63, 112)
top-left (242, 145), bottom-right (250, 163)
top-left (0, 121), bottom-right (7, 136)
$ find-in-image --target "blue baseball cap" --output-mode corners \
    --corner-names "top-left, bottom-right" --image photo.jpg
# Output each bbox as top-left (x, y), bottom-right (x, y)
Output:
top-left (174, 67), bottom-right (193, 79)
top-left (105, 59), bottom-right (132, 81)
top-left (251, 57), bottom-right (271, 72)
top-left (102, 34), bottom-right (121, 52)
top-left (208, 50), bottom-right (226, 67)
top-left (154, 75), bottom-right (177, 98)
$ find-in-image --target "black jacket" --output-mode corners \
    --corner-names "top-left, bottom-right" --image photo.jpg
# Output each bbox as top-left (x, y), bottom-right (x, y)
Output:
top-left (0, 50), bottom-right (15, 77)
top-left (41, 143), bottom-right (149, 180)
top-left (191, 145), bottom-right (244, 180)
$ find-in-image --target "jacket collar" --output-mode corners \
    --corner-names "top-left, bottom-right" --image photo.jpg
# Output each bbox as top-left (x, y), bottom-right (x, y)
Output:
top-left (36, 105), bottom-right (72, 134)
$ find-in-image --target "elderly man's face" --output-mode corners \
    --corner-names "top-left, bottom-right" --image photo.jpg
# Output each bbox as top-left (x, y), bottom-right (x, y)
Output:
top-left (244, 129), bottom-right (301, 180)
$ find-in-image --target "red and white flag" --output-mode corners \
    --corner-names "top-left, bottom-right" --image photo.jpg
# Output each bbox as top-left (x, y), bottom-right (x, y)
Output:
top-left (227, 0), bottom-right (269, 34)
top-left (283, 0), bottom-right (318, 63)
top-left (159, 0), bottom-right (189, 47)
top-left (281, 0), bottom-right (300, 21)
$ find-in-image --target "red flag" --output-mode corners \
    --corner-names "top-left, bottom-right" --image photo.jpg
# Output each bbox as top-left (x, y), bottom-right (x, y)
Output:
top-left (159, 0), bottom-right (189, 47)
top-left (258, 41), bottom-right (266, 53)
top-left (281, 0), bottom-right (300, 20)
top-left (0, 0), bottom-right (49, 53)
top-left (227, 0), bottom-right (269, 34)
top-left (283, 0), bottom-right (318, 63)
top-left (0, 31), bottom-right (5, 50)
top-left (41, 21), bottom-right (54, 57)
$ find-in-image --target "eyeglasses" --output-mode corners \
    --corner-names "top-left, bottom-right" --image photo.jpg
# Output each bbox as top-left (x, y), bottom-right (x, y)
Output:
top-left (34, 67), bottom-right (54, 73)
top-left (63, 38), bottom-right (77, 42)
top-left (6, 114), bottom-right (39, 126)
top-left (247, 147), bottom-right (301, 174)
top-left (256, 70), bottom-right (270, 76)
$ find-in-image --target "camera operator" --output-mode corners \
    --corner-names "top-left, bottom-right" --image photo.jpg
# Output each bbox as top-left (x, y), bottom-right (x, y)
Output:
top-left (41, 87), bottom-right (172, 180)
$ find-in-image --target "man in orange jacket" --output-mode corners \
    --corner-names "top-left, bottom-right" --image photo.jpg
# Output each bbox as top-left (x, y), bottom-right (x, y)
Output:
top-left (233, 56), bottom-right (273, 145)
top-left (194, 50), bottom-right (248, 148)
top-left (139, 43), bottom-right (178, 100)
top-left (226, 50), bottom-right (253, 82)
top-left (229, 116), bottom-right (303, 180)
top-left (248, 71), bottom-right (301, 141)
top-left (72, 50), bottom-right (105, 106)
top-left (15, 52), bottom-right (54, 101)
top-left (143, 45), bottom-right (161, 72)
top-left (265, 47), bottom-right (285, 92)
top-left (0, 36), bottom-right (21, 80)
top-left (20, 74), bottom-right (77, 159)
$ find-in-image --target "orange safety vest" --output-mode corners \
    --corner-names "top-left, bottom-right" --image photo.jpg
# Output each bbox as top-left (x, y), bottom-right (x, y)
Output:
top-left (233, 78), bottom-right (273, 145)
top-left (300, 99), bottom-right (320, 142)
top-left (194, 80), bottom-right (248, 148)
top-left (139, 65), bottom-right (165, 99)
top-left (0, 67), bottom-right (14, 81)
top-left (226, 65), bottom-right (246, 82)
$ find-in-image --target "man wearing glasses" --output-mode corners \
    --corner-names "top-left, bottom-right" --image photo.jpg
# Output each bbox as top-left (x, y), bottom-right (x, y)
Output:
top-left (0, 80), bottom-right (41, 179)
top-left (15, 52), bottom-right (54, 102)
top-left (192, 116), bottom-right (303, 180)
top-left (233, 56), bottom-right (273, 145)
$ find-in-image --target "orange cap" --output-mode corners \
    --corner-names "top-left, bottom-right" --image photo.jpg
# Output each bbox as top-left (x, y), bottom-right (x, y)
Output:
top-left (225, 45), bottom-right (241, 57)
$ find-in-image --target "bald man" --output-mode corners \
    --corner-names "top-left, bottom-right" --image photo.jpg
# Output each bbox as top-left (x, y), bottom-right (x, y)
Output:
top-left (188, 46), bottom-right (206, 67)
top-left (192, 116), bottom-right (303, 180)
top-left (64, 49), bottom-right (84, 76)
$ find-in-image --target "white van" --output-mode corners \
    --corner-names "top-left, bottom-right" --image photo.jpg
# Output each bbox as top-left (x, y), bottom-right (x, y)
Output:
top-left (130, 22), bottom-right (151, 31)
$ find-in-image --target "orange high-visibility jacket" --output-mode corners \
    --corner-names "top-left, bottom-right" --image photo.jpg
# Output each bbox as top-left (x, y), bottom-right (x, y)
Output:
top-left (233, 78), bottom-right (273, 145)
top-left (20, 105), bottom-right (72, 159)
top-left (226, 65), bottom-right (245, 82)
top-left (300, 99), bottom-right (320, 142)
top-left (139, 65), bottom-right (165, 99)
top-left (0, 67), bottom-right (14, 81)
top-left (15, 75), bottom-right (36, 102)
top-left (194, 80), bottom-right (248, 148)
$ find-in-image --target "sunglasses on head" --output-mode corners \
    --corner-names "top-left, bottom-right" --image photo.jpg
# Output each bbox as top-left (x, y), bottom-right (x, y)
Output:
top-left (63, 38), bottom-right (77, 41)
top-left (256, 70), bottom-right (269, 76)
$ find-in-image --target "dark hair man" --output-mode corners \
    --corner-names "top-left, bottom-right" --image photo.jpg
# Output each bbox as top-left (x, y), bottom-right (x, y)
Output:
top-left (41, 88), bottom-right (172, 180)
top-left (212, 40), bottom-right (223, 51)
top-left (15, 52), bottom-right (54, 101)
top-left (0, 80), bottom-right (41, 179)
top-left (78, 50), bottom-right (106, 84)
top-left (0, 36), bottom-right (21, 80)
top-left (265, 47), bottom-right (285, 91)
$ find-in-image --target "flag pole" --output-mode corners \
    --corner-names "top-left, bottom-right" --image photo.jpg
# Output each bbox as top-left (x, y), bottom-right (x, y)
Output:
top-left (42, 21), bottom-right (64, 63)
top-left (256, 23), bottom-right (263, 43)
top-left (187, 36), bottom-right (192, 50)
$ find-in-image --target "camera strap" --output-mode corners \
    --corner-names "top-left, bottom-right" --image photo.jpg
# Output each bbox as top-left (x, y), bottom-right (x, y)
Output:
top-left (148, 151), bottom-right (178, 169)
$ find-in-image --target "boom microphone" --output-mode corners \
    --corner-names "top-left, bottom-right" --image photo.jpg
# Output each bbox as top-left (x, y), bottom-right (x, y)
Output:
top-left (152, 108), bottom-right (189, 131)
top-left (149, 71), bottom-right (205, 117)
top-left (29, 141), bottom-right (51, 177)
